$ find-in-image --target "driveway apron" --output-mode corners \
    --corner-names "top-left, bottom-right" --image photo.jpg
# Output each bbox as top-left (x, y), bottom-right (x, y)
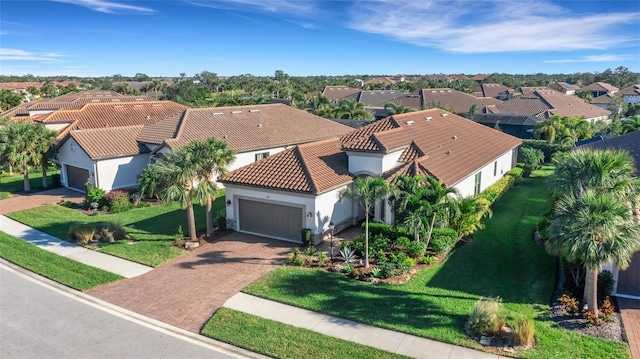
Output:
top-left (87, 232), bottom-right (291, 333)
top-left (618, 298), bottom-right (640, 359)
top-left (0, 187), bottom-right (83, 215)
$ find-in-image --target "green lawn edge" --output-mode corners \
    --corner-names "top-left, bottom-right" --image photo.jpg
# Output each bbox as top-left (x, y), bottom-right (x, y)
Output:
top-left (0, 231), bottom-right (123, 291)
top-left (202, 308), bottom-right (411, 359)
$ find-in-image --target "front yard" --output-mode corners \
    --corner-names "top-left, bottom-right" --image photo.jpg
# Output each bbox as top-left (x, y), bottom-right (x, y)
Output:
top-left (204, 166), bottom-right (631, 359)
top-left (0, 169), bottom-right (60, 200)
top-left (6, 194), bottom-right (226, 267)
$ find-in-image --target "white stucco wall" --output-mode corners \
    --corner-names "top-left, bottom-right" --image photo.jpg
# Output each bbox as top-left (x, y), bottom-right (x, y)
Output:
top-left (43, 123), bottom-right (71, 131)
top-left (95, 154), bottom-right (150, 192)
top-left (313, 186), bottom-right (354, 233)
top-left (451, 148), bottom-right (517, 198)
top-left (58, 138), bottom-right (95, 189)
top-left (347, 149), bottom-right (404, 176)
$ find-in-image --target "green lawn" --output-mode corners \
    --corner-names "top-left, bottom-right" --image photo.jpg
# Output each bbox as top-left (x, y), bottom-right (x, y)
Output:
top-left (202, 308), bottom-right (410, 359)
top-left (6, 194), bottom-right (226, 267)
top-left (0, 169), bottom-right (60, 200)
top-left (0, 231), bottom-right (123, 291)
top-left (239, 166), bottom-right (631, 359)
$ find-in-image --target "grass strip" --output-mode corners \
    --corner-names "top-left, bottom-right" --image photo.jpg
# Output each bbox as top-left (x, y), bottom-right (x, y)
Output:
top-left (202, 307), bottom-right (411, 359)
top-left (0, 231), bottom-right (123, 291)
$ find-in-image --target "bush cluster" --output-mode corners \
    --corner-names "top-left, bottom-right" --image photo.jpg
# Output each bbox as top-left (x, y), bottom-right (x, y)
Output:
top-left (68, 221), bottom-right (129, 245)
top-left (521, 139), bottom-right (564, 162)
top-left (104, 190), bottom-right (131, 213)
top-left (430, 228), bottom-right (458, 254)
top-left (477, 167), bottom-right (523, 206)
top-left (466, 297), bottom-right (504, 337)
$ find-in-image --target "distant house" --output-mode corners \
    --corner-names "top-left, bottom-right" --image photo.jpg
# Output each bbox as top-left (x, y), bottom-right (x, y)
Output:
top-left (580, 131), bottom-right (640, 298)
top-left (357, 90), bottom-right (411, 119)
top-left (483, 90), bottom-right (610, 123)
top-left (591, 94), bottom-right (615, 109)
top-left (321, 86), bottom-right (360, 105)
top-left (619, 84), bottom-right (640, 104)
top-left (421, 88), bottom-right (501, 117)
top-left (473, 113), bottom-right (540, 138)
top-left (221, 109), bottom-right (521, 244)
top-left (547, 81), bottom-right (580, 95)
top-left (473, 83), bottom-right (514, 100)
top-left (581, 82), bottom-right (619, 97)
top-left (58, 103), bottom-right (353, 193)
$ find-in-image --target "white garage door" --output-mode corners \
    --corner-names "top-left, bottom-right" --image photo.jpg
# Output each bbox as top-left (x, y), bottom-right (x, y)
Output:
top-left (238, 199), bottom-right (303, 242)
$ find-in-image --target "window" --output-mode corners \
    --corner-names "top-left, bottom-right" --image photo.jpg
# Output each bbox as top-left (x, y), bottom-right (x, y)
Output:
top-left (255, 152), bottom-right (269, 161)
top-left (474, 172), bottom-right (482, 196)
top-left (493, 161), bottom-right (498, 176)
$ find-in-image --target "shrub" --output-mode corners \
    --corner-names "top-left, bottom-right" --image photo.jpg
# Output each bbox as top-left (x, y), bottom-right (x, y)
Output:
top-left (130, 192), bottom-right (142, 206)
top-left (304, 246), bottom-right (316, 256)
top-left (371, 234), bottom-right (390, 252)
top-left (301, 228), bottom-right (312, 246)
top-left (285, 247), bottom-right (306, 266)
top-left (84, 183), bottom-right (106, 207)
top-left (521, 139), bottom-right (563, 162)
top-left (370, 267), bottom-right (382, 278)
top-left (317, 251), bottom-right (327, 266)
top-left (600, 297), bottom-right (615, 322)
top-left (395, 236), bottom-right (410, 249)
top-left (68, 224), bottom-right (96, 245)
top-left (107, 191), bottom-right (131, 213)
top-left (379, 262), bottom-right (399, 278)
top-left (422, 255), bottom-right (437, 265)
top-left (583, 310), bottom-right (600, 327)
top-left (353, 268), bottom-right (366, 280)
top-left (513, 316), bottom-right (535, 346)
top-left (518, 146), bottom-right (545, 177)
top-left (374, 249), bottom-right (387, 264)
top-left (339, 247), bottom-right (359, 263)
top-left (406, 241), bottom-right (427, 258)
top-left (364, 222), bottom-right (397, 240)
top-left (52, 173), bottom-right (61, 186)
top-left (429, 228), bottom-right (458, 254)
top-left (558, 294), bottom-right (579, 315)
top-left (598, 270), bottom-right (615, 303)
top-left (477, 167), bottom-right (522, 206)
top-left (343, 263), bottom-right (354, 275)
top-left (466, 297), bottom-right (504, 337)
top-left (215, 211), bottom-right (227, 230)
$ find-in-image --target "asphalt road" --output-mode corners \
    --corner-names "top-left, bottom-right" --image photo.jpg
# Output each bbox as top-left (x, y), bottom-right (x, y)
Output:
top-left (0, 264), bottom-right (253, 359)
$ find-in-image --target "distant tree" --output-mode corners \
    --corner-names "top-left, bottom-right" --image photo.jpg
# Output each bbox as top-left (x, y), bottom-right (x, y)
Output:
top-left (607, 96), bottom-right (628, 118)
top-left (574, 90), bottom-right (594, 103)
top-left (0, 90), bottom-right (24, 111)
top-left (134, 73), bottom-right (150, 82)
top-left (384, 102), bottom-right (417, 115)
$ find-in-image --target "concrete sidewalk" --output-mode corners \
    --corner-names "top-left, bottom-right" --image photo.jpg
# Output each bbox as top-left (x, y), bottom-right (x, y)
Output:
top-left (224, 293), bottom-right (508, 359)
top-left (0, 215), bottom-right (153, 278)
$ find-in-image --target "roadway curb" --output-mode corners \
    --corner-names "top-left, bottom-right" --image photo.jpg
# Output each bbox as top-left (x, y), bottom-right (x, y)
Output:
top-left (0, 258), bottom-right (270, 359)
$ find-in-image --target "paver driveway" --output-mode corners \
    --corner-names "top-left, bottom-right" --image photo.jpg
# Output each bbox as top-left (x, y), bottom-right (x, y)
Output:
top-left (0, 187), bottom-right (83, 215)
top-left (87, 231), bottom-right (292, 333)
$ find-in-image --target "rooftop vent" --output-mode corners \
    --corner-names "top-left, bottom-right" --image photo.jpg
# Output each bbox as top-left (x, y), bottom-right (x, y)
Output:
top-left (212, 112), bottom-right (223, 115)
top-left (446, 150), bottom-right (452, 155)
top-left (146, 115), bottom-right (151, 120)
top-left (136, 98), bottom-right (144, 101)
top-left (405, 120), bottom-right (414, 125)
top-left (91, 99), bottom-right (100, 102)
top-left (232, 111), bottom-right (242, 114)
top-left (441, 113), bottom-right (448, 117)
top-left (425, 116), bottom-right (432, 121)
top-left (249, 109), bottom-right (260, 113)
top-left (223, 135), bottom-right (227, 139)
top-left (452, 135), bottom-right (457, 140)
top-left (258, 124), bottom-right (262, 128)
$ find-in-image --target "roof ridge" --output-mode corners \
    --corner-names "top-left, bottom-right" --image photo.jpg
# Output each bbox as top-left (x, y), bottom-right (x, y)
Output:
top-left (171, 110), bottom-right (189, 141)
top-left (295, 146), bottom-right (318, 194)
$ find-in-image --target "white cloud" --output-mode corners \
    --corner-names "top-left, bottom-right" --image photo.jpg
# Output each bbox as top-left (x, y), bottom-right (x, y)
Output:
top-left (0, 48), bottom-right (68, 62)
top-left (544, 54), bottom-right (635, 63)
top-left (51, 0), bottom-right (153, 14)
top-left (348, 0), bottom-right (639, 53)
top-left (184, 0), bottom-right (316, 16)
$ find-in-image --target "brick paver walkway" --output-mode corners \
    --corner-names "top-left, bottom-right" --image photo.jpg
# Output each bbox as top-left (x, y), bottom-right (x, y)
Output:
top-left (0, 187), bottom-right (83, 215)
top-left (619, 297), bottom-right (640, 359)
top-left (87, 232), bottom-right (292, 333)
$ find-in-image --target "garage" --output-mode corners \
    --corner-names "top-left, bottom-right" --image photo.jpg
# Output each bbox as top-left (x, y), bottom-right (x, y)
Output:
top-left (617, 252), bottom-right (640, 296)
top-left (238, 199), bottom-right (303, 242)
top-left (65, 165), bottom-right (90, 192)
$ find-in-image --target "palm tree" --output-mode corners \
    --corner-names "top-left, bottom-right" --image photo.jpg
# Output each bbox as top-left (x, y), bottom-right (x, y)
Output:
top-left (392, 174), bottom-right (430, 241)
top-left (138, 164), bottom-right (166, 200)
top-left (340, 177), bottom-right (390, 268)
top-left (384, 102), bottom-right (417, 115)
top-left (33, 125), bottom-right (58, 189)
top-left (423, 176), bottom-right (459, 247)
top-left (449, 196), bottom-right (492, 240)
top-left (336, 99), bottom-right (372, 120)
top-left (154, 149), bottom-right (200, 241)
top-left (546, 190), bottom-right (640, 314)
top-left (187, 137), bottom-right (235, 236)
top-left (0, 121), bottom-right (40, 192)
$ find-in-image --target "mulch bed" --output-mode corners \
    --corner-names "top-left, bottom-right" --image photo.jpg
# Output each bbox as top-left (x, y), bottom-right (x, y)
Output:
top-left (549, 298), bottom-right (626, 342)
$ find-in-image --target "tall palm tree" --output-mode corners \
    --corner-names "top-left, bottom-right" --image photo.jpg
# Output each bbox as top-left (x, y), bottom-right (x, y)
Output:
top-left (33, 125), bottom-right (58, 189)
top-left (423, 176), bottom-right (459, 247)
top-left (392, 174), bottom-right (430, 242)
top-left (0, 121), bottom-right (40, 192)
top-left (187, 137), bottom-right (235, 236)
top-left (546, 190), bottom-right (640, 314)
top-left (340, 177), bottom-right (390, 268)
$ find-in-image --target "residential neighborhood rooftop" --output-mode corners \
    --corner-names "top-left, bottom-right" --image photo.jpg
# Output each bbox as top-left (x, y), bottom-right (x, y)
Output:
top-left (66, 125), bottom-right (150, 160)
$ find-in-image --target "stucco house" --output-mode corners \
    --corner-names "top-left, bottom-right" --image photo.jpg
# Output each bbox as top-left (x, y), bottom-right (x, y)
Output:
top-left (619, 84), bottom-right (640, 104)
top-left (221, 108), bottom-right (521, 244)
top-left (581, 131), bottom-right (640, 298)
top-left (581, 82), bottom-right (619, 98)
top-left (58, 103), bottom-right (353, 192)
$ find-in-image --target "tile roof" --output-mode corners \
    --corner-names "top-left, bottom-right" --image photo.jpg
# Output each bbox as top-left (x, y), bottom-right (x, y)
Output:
top-left (547, 82), bottom-right (580, 92)
top-left (221, 138), bottom-right (354, 194)
top-left (387, 92), bottom-right (422, 110)
top-left (421, 88), bottom-right (501, 114)
top-left (473, 83), bottom-right (513, 98)
top-left (619, 84), bottom-right (640, 97)
top-left (358, 90), bottom-right (408, 107)
top-left (67, 125), bottom-right (150, 160)
top-left (144, 104), bottom-right (354, 153)
top-left (364, 77), bottom-right (397, 86)
top-left (473, 113), bottom-right (540, 126)
top-left (321, 86), bottom-right (361, 102)
top-left (592, 94), bottom-right (614, 105)
top-left (581, 131), bottom-right (640, 175)
top-left (223, 109), bottom-right (522, 194)
top-left (489, 91), bottom-right (610, 119)
top-left (581, 82), bottom-right (619, 93)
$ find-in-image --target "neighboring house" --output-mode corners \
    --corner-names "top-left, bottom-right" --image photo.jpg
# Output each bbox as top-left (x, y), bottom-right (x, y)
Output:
top-left (619, 84), bottom-right (640, 104)
top-left (358, 90), bottom-right (411, 119)
top-left (547, 81), bottom-right (580, 95)
top-left (59, 103), bottom-right (354, 193)
top-left (581, 82), bottom-right (619, 97)
top-left (421, 88), bottom-right (501, 116)
top-left (591, 94), bottom-right (614, 109)
top-left (473, 113), bottom-right (540, 138)
top-left (473, 83), bottom-right (514, 100)
top-left (385, 92), bottom-right (422, 111)
top-left (321, 86), bottom-right (360, 104)
top-left (363, 77), bottom-right (399, 87)
top-left (55, 101), bottom-right (189, 191)
top-left (484, 90), bottom-right (610, 123)
top-left (221, 108), bottom-right (521, 244)
top-left (580, 131), bottom-right (640, 298)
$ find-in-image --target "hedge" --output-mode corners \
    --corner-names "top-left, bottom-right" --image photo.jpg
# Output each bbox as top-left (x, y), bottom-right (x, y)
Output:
top-left (521, 139), bottom-right (564, 162)
top-left (477, 167), bottom-right (523, 206)
top-left (429, 228), bottom-right (458, 254)
top-left (362, 222), bottom-right (407, 240)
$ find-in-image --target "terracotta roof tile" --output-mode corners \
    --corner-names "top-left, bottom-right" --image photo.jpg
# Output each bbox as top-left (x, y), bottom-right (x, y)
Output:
top-left (581, 82), bottom-right (619, 92)
top-left (473, 83), bottom-right (513, 98)
top-left (68, 125), bottom-right (149, 160)
top-left (321, 86), bottom-right (361, 102)
top-left (619, 85), bottom-right (640, 97)
top-left (490, 91), bottom-right (609, 119)
top-left (421, 88), bottom-right (501, 114)
top-left (156, 104), bottom-right (353, 153)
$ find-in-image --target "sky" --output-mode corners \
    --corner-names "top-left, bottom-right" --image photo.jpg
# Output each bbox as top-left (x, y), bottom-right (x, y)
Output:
top-left (1, 0), bottom-right (639, 77)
